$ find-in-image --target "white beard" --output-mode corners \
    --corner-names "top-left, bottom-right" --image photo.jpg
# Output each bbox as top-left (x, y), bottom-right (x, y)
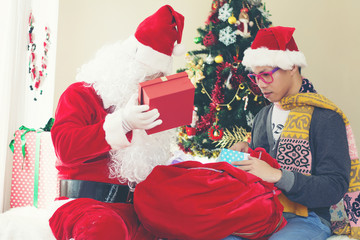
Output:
top-left (76, 37), bottom-right (175, 184)
top-left (108, 129), bottom-right (176, 184)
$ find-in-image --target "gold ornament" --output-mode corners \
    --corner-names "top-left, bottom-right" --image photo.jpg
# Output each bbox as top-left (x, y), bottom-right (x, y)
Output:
top-left (228, 15), bottom-right (237, 24)
top-left (227, 104), bottom-right (232, 111)
top-left (232, 62), bottom-right (240, 68)
top-left (185, 58), bottom-right (205, 86)
top-left (213, 130), bottom-right (219, 137)
top-left (185, 53), bottom-right (191, 61)
top-left (235, 94), bottom-right (241, 101)
top-left (214, 55), bottom-right (223, 63)
top-left (216, 105), bottom-right (221, 111)
top-left (195, 70), bottom-right (205, 81)
top-left (188, 70), bottom-right (205, 86)
top-left (254, 95), bottom-right (258, 101)
top-left (185, 69), bottom-right (194, 80)
top-left (239, 83), bottom-right (245, 89)
top-left (201, 88), bottom-right (206, 94)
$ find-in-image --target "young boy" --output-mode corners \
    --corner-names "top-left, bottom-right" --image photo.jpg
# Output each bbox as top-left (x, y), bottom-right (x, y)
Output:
top-left (225, 26), bottom-right (358, 239)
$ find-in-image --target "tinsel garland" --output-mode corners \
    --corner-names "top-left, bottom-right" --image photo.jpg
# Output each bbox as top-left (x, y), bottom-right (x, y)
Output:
top-left (196, 62), bottom-right (243, 134)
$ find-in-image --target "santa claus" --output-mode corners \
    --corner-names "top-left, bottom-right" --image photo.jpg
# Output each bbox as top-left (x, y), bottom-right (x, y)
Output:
top-left (0, 5), bottom-right (184, 240)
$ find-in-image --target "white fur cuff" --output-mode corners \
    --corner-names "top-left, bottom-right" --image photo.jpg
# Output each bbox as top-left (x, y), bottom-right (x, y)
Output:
top-left (103, 110), bottom-right (131, 150)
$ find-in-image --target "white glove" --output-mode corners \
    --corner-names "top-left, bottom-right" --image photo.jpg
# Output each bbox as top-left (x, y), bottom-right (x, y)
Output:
top-left (122, 94), bottom-right (162, 132)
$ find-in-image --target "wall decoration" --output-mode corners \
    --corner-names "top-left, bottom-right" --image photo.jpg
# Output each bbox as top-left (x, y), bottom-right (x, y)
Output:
top-left (27, 12), bottom-right (50, 101)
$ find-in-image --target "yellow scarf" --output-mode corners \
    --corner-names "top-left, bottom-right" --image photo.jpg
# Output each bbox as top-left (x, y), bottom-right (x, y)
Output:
top-left (279, 93), bottom-right (360, 238)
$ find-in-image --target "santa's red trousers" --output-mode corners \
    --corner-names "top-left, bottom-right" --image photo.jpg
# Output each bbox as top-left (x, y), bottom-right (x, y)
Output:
top-left (49, 198), bottom-right (157, 240)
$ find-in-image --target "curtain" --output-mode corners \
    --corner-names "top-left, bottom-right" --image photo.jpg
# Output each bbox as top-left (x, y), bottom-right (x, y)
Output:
top-left (0, 0), bottom-right (29, 212)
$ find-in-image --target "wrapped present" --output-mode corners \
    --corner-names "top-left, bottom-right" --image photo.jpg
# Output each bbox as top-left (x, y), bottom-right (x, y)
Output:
top-left (139, 71), bottom-right (195, 135)
top-left (9, 127), bottom-right (59, 209)
top-left (217, 148), bottom-right (250, 164)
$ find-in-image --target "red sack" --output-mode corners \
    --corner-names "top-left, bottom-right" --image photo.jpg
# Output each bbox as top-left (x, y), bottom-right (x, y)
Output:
top-left (134, 148), bottom-right (286, 240)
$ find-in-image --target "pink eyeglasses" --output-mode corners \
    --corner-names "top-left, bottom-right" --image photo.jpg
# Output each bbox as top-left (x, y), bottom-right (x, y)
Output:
top-left (247, 67), bottom-right (280, 84)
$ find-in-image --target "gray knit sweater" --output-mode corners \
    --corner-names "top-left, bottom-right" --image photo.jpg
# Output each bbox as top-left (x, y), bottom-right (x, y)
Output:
top-left (249, 104), bottom-right (351, 223)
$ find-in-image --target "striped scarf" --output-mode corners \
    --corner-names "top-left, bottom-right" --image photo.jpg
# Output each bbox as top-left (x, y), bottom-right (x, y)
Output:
top-left (277, 87), bottom-right (360, 238)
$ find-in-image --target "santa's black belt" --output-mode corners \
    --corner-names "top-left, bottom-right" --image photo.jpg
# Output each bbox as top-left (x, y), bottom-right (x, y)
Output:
top-left (59, 179), bottom-right (133, 203)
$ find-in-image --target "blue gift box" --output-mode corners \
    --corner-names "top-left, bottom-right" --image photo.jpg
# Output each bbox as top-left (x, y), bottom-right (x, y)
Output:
top-left (217, 148), bottom-right (250, 164)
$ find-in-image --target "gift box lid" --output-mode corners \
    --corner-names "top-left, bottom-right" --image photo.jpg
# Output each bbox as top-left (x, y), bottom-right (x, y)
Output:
top-left (139, 71), bottom-right (195, 135)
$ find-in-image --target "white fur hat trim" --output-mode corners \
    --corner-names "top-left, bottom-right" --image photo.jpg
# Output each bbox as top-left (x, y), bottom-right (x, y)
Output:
top-left (242, 47), bottom-right (307, 70)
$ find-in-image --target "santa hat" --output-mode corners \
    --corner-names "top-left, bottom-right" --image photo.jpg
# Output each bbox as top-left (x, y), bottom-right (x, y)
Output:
top-left (133, 5), bottom-right (185, 72)
top-left (242, 26), bottom-right (307, 70)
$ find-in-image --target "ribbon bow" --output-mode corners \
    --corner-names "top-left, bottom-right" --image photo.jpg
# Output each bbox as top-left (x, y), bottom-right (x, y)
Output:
top-left (9, 118), bottom-right (55, 159)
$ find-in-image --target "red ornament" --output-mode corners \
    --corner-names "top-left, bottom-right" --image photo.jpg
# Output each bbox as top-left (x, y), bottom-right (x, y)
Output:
top-left (31, 66), bottom-right (36, 80)
top-left (241, 7), bottom-right (249, 13)
top-left (203, 31), bottom-right (217, 47)
top-left (232, 55), bottom-right (242, 68)
top-left (206, 11), bottom-right (220, 25)
top-left (28, 12), bottom-right (33, 25)
top-left (35, 80), bottom-right (40, 88)
top-left (208, 125), bottom-right (224, 141)
top-left (197, 112), bottom-right (216, 133)
top-left (41, 56), bottom-right (47, 69)
top-left (30, 52), bottom-right (35, 62)
top-left (186, 126), bottom-right (196, 136)
top-left (211, 0), bottom-right (219, 10)
top-left (29, 32), bottom-right (33, 44)
top-left (211, 0), bottom-right (224, 11)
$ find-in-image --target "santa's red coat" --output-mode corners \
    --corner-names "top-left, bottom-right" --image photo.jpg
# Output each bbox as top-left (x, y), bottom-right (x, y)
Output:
top-left (51, 82), bottom-right (131, 184)
top-left (50, 82), bottom-right (155, 240)
top-left (49, 198), bottom-right (156, 240)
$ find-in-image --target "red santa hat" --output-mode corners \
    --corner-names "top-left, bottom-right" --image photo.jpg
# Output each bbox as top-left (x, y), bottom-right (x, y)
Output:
top-left (133, 5), bottom-right (185, 72)
top-left (242, 26), bottom-right (307, 70)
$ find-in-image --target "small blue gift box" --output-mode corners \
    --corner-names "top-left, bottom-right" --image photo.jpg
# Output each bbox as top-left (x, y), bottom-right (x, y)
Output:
top-left (217, 148), bottom-right (250, 164)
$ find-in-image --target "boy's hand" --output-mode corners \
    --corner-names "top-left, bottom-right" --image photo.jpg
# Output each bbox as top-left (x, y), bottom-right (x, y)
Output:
top-left (229, 141), bottom-right (250, 153)
top-left (232, 156), bottom-right (282, 183)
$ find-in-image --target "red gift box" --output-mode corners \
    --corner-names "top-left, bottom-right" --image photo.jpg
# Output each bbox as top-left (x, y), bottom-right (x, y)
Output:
top-left (10, 130), bottom-right (59, 209)
top-left (139, 71), bottom-right (195, 135)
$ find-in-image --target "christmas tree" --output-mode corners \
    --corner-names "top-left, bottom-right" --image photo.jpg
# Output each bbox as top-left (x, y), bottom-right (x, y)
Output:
top-left (177, 0), bottom-right (272, 159)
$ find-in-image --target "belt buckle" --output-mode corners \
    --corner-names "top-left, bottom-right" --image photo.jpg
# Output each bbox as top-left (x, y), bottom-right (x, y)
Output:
top-left (126, 182), bottom-right (136, 203)
top-left (126, 191), bottom-right (134, 203)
